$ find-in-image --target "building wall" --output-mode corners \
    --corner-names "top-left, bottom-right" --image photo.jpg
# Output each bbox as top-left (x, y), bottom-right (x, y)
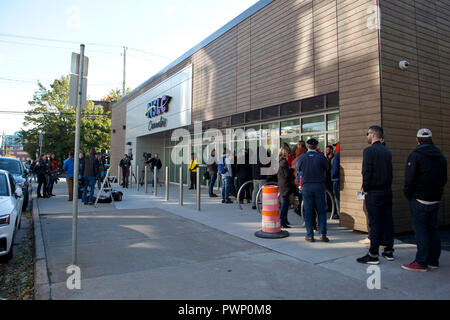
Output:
top-left (379, 0), bottom-right (450, 232)
top-left (110, 100), bottom-right (127, 178)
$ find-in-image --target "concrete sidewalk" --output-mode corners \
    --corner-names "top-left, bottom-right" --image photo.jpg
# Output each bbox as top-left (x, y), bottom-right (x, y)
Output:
top-left (34, 179), bottom-right (450, 299)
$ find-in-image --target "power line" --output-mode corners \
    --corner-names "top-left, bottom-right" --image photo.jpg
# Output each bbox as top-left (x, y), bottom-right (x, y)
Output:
top-left (0, 110), bottom-right (111, 117)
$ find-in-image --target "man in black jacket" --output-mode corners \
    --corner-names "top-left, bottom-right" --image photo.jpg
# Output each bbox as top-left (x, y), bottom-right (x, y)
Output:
top-left (402, 129), bottom-right (447, 272)
top-left (82, 148), bottom-right (100, 205)
top-left (357, 126), bottom-right (394, 265)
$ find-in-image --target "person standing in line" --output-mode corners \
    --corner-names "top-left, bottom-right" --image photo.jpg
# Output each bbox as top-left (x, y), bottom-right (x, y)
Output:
top-left (295, 138), bottom-right (330, 242)
top-left (236, 149), bottom-right (253, 204)
top-left (357, 126), bottom-right (395, 265)
top-left (82, 148), bottom-right (100, 205)
top-left (219, 149), bottom-right (233, 204)
top-left (62, 152), bottom-right (75, 201)
top-left (47, 153), bottom-right (58, 196)
top-left (151, 153), bottom-right (162, 188)
top-left (188, 153), bottom-right (199, 190)
top-left (36, 154), bottom-right (50, 198)
top-left (206, 149), bottom-right (218, 197)
top-left (251, 146), bottom-right (269, 210)
top-left (119, 154), bottom-right (131, 188)
top-left (331, 142), bottom-right (340, 219)
top-left (402, 129), bottom-right (447, 272)
top-left (278, 147), bottom-right (296, 228)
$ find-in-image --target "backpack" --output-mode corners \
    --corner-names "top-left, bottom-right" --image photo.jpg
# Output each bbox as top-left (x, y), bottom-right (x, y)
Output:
top-left (218, 155), bottom-right (228, 174)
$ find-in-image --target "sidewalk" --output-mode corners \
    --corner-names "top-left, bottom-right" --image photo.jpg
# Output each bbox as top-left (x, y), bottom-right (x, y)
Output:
top-left (34, 180), bottom-right (450, 299)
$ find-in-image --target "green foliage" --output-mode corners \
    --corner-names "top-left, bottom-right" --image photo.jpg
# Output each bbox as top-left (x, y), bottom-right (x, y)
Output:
top-left (17, 75), bottom-right (111, 163)
top-left (102, 87), bottom-right (131, 102)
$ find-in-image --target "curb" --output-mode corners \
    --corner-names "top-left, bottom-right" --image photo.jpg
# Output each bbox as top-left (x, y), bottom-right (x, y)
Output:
top-left (33, 196), bottom-right (51, 300)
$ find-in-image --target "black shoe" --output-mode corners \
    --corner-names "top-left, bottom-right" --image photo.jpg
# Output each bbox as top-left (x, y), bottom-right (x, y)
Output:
top-left (286, 220), bottom-right (291, 225)
top-left (37, 194), bottom-right (42, 198)
top-left (222, 199), bottom-right (226, 203)
top-left (252, 205), bottom-right (257, 210)
top-left (225, 199), bottom-right (233, 204)
top-left (209, 194), bottom-right (218, 197)
top-left (281, 224), bottom-right (291, 228)
top-left (305, 236), bottom-right (315, 242)
top-left (320, 235), bottom-right (330, 243)
top-left (382, 252), bottom-right (394, 261)
top-left (357, 254), bottom-right (380, 265)
top-left (189, 187), bottom-right (194, 190)
top-left (88, 202), bottom-right (94, 205)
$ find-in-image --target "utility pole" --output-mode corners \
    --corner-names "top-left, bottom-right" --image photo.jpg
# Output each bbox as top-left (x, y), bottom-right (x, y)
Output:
top-left (72, 44), bottom-right (86, 266)
top-left (122, 46), bottom-right (128, 96)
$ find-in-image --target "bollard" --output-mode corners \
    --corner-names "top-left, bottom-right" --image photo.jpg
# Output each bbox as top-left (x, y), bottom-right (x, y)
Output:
top-left (196, 169), bottom-right (200, 211)
top-left (144, 166), bottom-right (148, 193)
top-left (136, 165), bottom-right (140, 191)
top-left (255, 185), bottom-right (289, 239)
top-left (118, 165), bottom-right (121, 186)
top-left (165, 166), bottom-right (169, 201)
top-left (153, 166), bottom-right (157, 196)
top-left (179, 166), bottom-right (183, 206)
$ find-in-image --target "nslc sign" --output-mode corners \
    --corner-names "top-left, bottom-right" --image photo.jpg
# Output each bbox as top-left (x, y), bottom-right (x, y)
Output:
top-left (145, 95), bottom-right (171, 118)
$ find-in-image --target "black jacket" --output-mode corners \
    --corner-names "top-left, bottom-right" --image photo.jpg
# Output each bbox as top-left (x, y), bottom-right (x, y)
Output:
top-left (362, 141), bottom-right (393, 192)
top-left (277, 157), bottom-right (294, 197)
top-left (404, 143), bottom-right (447, 201)
top-left (36, 159), bottom-right (49, 176)
top-left (83, 153), bottom-right (100, 177)
top-left (236, 151), bottom-right (253, 181)
top-left (252, 147), bottom-right (270, 180)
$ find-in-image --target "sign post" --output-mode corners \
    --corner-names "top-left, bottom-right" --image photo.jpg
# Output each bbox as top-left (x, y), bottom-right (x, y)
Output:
top-left (70, 44), bottom-right (88, 266)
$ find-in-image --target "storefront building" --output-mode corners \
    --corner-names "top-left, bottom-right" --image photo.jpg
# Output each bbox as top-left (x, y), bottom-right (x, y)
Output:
top-left (111, 0), bottom-right (450, 233)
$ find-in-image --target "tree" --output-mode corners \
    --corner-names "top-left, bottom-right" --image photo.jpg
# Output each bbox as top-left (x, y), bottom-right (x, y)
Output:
top-left (101, 87), bottom-right (131, 102)
top-left (17, 75), bottom-right (111, 164)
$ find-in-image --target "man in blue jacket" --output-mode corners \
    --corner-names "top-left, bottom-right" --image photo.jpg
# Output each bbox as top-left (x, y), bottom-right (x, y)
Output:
top-left (296, 138), bottom-right (330, 242)
top-left (62, 152), bottom-right (75, 201)
top-left (402, 128), bottom-right (447, 272)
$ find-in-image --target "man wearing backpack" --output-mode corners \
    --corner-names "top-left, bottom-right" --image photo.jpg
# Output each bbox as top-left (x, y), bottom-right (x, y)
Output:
top-left (219, 149), bottom-right (233, 204)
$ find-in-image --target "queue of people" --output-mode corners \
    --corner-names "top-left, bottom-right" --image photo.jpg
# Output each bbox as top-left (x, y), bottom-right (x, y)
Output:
top-left (30, 152), bottom-right (59, 198)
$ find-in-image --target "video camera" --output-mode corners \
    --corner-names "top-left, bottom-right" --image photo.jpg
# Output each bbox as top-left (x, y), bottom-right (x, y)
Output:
top-left (143, 152), bottom-right (152, 164)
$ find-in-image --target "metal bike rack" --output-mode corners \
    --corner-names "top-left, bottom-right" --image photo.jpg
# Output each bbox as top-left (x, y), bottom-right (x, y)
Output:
top-left (255, 182), bottom-right (278, 213)
top-left (299, 189), bottom-right (336, 221)
top-left (236, 180), bottom-right (254, 210)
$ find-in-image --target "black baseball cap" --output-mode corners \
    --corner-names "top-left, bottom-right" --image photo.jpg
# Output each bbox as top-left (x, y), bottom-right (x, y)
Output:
top-left (306, 138), bottom-right (319, 146)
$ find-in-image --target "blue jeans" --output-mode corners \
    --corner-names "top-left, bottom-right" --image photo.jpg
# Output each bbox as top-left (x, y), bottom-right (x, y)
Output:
top-left (409, 199), bottom-right (441, 268)
top-left (82, 176), bottom-right (96, 204)
top-left (209, 173), bottom-right (217, 195)
top-left (303, 189), bottom-right (327, 237)
top-left (280, 194), bottom-right (290, 225)
top-left (222, 176), bottom-right (231, 201)
top-left (332, 181), bottom-right (340, 216)
top-left (365, 189), bottom-right (394, 256)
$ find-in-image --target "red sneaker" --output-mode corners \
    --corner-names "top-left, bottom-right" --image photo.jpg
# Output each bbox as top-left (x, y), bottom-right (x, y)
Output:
top-left (401, 261), bottom-right (428, 272)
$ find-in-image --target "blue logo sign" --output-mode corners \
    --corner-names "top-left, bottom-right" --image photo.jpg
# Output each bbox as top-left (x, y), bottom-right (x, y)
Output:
top-left (145, 95), bottom-right (171, 118)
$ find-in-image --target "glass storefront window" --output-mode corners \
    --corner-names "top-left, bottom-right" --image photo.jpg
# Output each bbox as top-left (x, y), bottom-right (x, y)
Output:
top-left (302, 96), bottom-right (325, 113)
top-left (262, 105), bottom-right (279, 120)
top-left (261, 122), bottom-right (280, 157)
top-left (327, 113), bottom-right (339, 131)
top-left (281, 119), bottom-right (300, 137)
top-left (327, 92), bottom-right (339, 108)
top-left (327, 132), bottom-right (339, 147)
top-left (302, 115), bottom-right (325, 133)
top-left (280, 101), bottom-right (300, 116)
top-left (246, 110), bottom-right (260, 123)
top-left (231, 113), bottom-right (245, 125)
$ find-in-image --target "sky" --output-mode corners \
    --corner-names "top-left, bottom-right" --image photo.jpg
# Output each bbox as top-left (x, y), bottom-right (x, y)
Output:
top-left (0, 0), bottom-right (259, 135)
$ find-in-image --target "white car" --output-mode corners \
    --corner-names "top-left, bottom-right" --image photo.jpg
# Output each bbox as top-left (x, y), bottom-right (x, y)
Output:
top-left (0, 169), bottom-right (23, 261)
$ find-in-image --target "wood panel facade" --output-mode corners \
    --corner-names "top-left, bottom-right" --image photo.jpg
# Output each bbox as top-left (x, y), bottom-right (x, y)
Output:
top-left (110, 0), bottom-right (449, 233)
top-left (379, 0), bottom-right (450, 232)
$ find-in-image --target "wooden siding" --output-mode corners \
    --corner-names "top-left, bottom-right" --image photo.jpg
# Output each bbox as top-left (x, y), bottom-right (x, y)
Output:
top-left (337, 0), bottom-right (382, 232)
top-left (380, 0), bottom-right (450, 232)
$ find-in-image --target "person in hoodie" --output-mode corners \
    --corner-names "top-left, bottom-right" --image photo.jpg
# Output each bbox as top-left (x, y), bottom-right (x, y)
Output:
top-left (402, 129), bottom-right (447, 272)
top-left (82, 148), bottom-right (100, 205)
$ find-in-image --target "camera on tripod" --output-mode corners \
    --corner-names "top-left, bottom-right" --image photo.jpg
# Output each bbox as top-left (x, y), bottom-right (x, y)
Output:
top-left (143, 152), bottom-right (152, 164)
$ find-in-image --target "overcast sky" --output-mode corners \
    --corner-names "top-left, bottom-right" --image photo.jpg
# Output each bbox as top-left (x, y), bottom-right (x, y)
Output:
top-left (0, 0), bottom-right (258, 135)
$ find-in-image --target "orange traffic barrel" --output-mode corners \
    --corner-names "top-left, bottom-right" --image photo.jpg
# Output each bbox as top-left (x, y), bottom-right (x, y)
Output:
top-left (255, 185), bottom-right (289, 239)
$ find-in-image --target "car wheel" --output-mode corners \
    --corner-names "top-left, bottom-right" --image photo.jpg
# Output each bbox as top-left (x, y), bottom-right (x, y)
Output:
top-left (0, 243), bottom-right (13, 262)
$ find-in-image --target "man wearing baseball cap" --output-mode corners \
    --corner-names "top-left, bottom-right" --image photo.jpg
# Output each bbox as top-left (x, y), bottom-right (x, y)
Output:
top-left (295, 138), bottom-right (330, 242)
top-left (402, 128), bottom-right (447, 272)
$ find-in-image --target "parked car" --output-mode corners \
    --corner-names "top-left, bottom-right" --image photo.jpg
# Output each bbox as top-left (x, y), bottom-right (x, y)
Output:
top-left (0, 169), bottom-right (23, 261)
top-left (0, 157), bottom-right (31, 211)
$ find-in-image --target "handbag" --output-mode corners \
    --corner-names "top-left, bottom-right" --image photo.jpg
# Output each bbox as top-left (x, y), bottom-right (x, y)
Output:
top-left (203, 171), bottom-right (210, 180)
